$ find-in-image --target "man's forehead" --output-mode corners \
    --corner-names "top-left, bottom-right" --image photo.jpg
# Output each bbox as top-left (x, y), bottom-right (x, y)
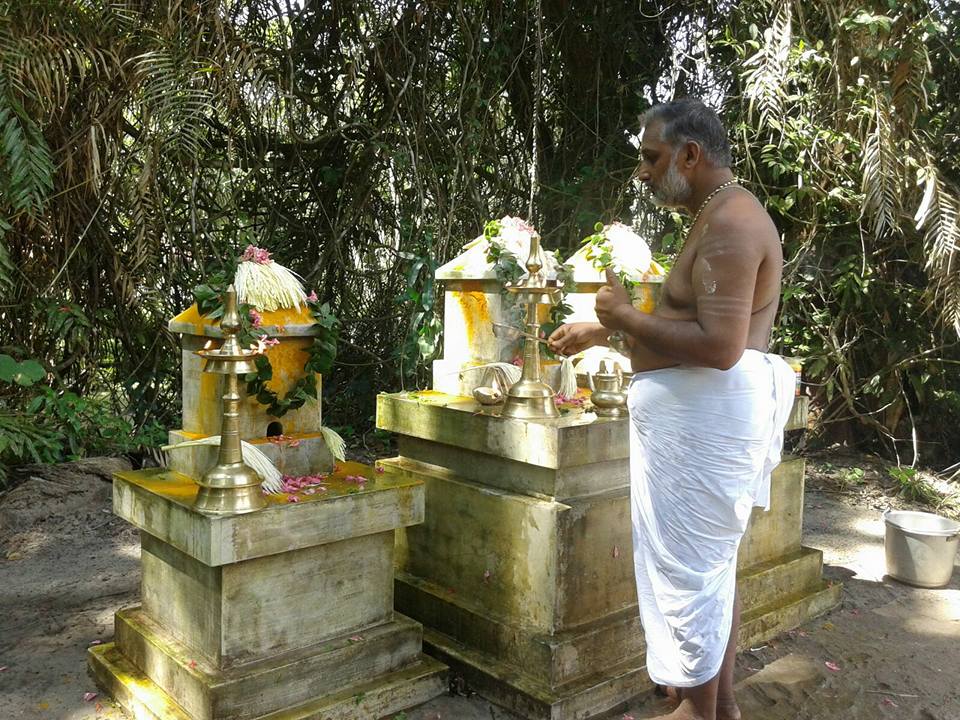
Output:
top-left (640, 120), bottom-right (665, 148)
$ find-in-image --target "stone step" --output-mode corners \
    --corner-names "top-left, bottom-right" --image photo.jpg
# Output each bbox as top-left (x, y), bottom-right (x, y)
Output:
top-left (89, 642), bottom-right (447, 720)
top-left (738, 580), bottom-right (842, 650)
top-left (423, 626), bottom-right (653, 720)
top-left (417, 576), bottom-right (841, 720)
top-left (738, 547), bottom-right (827, 612)
top-left (397, 545), bottom-right (832, 691)
top-left (112, 606), bottom-right (426, 720)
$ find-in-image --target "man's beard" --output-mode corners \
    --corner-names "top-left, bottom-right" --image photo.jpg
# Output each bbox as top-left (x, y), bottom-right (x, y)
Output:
top-left (649, 159), bottom-right (692, 208)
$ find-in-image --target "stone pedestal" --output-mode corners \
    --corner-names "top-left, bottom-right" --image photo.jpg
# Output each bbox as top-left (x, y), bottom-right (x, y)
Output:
top-left (88, 463), bottom-right (446, 720)
top-left (375, 392), bottom-right (839, 720)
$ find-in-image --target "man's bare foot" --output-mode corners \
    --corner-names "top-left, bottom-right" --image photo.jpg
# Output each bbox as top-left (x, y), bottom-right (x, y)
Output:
top-left (648, 698), bottom-right (709, 719)
top-left (716, 698), bottom-right (741, 720)
top-left (652, 696), bottom-right (738, 720)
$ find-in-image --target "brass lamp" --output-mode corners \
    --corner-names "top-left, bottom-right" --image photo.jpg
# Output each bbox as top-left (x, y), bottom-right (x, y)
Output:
top-left (192, 285), bottom-right (267, 514)
top-left (501, 235), bottom-right (561, 420)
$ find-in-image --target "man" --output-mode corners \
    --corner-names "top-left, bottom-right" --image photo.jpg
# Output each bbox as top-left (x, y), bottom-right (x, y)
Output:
top-left (548, 98), bottom-right (796, 720)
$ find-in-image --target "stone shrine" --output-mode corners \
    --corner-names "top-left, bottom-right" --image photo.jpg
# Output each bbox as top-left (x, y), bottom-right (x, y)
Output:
top-left (375, 240), bottom-right (839, 719)
top-left (165, 303), bottom-right (334, 480)
top-left (88, 292), bottom-right (446, 720)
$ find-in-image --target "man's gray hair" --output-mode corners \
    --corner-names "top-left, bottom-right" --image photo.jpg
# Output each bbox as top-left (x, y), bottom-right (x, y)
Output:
top-left (641, 98), bottom-right (732, 168)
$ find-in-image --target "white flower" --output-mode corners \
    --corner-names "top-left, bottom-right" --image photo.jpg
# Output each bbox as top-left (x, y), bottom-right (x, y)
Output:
top-left (491, 216), bottom-right (561, 275)
top-left (595, 222), bottom-right (653, 282)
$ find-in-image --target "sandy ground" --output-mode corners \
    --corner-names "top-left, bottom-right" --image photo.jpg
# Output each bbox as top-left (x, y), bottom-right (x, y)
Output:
top-left (1, 457), bottom-right (958, 720)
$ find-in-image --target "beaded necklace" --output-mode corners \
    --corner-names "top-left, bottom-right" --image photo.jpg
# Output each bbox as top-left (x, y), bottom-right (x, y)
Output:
top-left (677, 178), bottom-right (739, 253)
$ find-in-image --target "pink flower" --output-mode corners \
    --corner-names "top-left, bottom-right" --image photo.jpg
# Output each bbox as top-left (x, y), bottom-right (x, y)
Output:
top-left (241, 245), bottom-right (272, 264)
top-left (249, 309), bottom-right (263, 328)
top-left (252, 336), bottom-right (279, 354)
top-left (307, 290), bottom-right (318, 302)
top-left (375, 466), bottom-right (385, 474)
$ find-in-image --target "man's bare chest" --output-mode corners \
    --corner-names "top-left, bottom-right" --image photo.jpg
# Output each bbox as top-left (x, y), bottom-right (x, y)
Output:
top-left (658, 253), bottom-right (698, 315)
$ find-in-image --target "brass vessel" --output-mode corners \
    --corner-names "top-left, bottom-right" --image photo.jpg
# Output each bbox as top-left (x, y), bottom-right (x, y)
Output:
top-left (500, 235), bottom-right (561, 420)
top-left (587, 359), bottom-right (628, 417)
top-left (193, 285), bottom-right (267, 514)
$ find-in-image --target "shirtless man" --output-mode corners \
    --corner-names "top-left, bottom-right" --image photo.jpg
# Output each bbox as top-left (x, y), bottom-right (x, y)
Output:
top-left (549, 98), bottom-right (791, 720)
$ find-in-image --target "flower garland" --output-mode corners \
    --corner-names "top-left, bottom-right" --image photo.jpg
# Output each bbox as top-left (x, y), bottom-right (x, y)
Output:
top-left (480, 216), bottom-right (575, 342)
top-left (191, 246), bottom-right (340, 419)
top-left (580, 221), bottom-right (665, 286)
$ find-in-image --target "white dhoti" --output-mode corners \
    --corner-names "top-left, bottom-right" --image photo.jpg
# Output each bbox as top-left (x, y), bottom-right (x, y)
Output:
top-left (627, 349), bottom-right (796, 687)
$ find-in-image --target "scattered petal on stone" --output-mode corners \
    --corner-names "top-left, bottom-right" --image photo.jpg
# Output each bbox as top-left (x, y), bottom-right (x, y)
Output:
top-left (798, 630), bottom-right (809, 637)
top-left (349, 635), bottom-right (364, 643)
top-left (612, 546), bottom-right (621, 559)
top-left (287, 495), bottom-right (300, 503)
top-left (189, 660), bottom-right (197, 669)
top-left (483, 570), bottom-right (492, 582)
top-left (0, 666), bottom-right (7, 672)
top-left (850, 609), bottom-right (860, 616)
top-left (83, 692), bottom-right (98, 702)
top-left (824, 661), bottom-right (840, 672)
top-left (881, 698), bottom-right (897, 707)
top-left (88, 640), bottom-right (102, 646)
top-left (623, 715), bottom-right (635, 720)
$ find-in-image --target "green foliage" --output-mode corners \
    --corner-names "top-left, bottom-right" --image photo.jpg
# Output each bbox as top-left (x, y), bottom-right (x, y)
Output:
top-left (0, 355), bottom-right (44, 386)
top-left (888, 465), bottom-right (940, 505)
top-left (0, 0), bottom-right (958, 473)
top-left (838, 466), bottom-right (865, 489)
top-left (396, 249), bottom-right (442, 384)
top-left (722, 0), bottom-right (960, 462)
top-left (0, 358), bottom-right (166, 485)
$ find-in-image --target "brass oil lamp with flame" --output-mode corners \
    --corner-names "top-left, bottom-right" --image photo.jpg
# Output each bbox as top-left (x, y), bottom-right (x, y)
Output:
top-left (193, 285), bottom-right (267, 514)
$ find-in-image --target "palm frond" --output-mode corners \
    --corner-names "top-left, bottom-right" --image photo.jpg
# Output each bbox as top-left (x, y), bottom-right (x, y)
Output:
top-left (0, 84), bottom-right (55, 216)
top-left (916, 163), bottom-right (960, 334)
top-left (742, 0), bottom-right (793, 131)
top-left (891, 31), bottom-right (930, 128)
top-left (860, 98), bottom-right (900, 241)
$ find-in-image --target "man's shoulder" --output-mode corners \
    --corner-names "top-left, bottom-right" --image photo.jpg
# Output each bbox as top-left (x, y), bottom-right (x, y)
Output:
top-left (704, 189), bottom-right (778, 243)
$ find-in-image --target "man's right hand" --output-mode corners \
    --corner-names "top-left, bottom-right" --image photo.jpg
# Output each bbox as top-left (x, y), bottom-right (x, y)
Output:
top-left (547, 322), bottom-right (608, 356)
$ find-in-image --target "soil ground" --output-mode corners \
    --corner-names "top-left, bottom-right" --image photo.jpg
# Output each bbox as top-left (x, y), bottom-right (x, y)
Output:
top-left (1, 453), bottom-right (958, 720)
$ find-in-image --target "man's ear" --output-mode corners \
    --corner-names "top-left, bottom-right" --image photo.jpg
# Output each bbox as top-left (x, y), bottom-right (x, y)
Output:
top-left (682, 140), bottom-right (702, 168)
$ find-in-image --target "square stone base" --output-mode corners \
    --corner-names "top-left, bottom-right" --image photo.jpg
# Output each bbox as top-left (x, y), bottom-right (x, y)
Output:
top-left (396, 549), bottom-right (840, 720)
top-left (89, 641), bottom-right (447, 720)
top-left (90, 465), bottom-right (447, 719)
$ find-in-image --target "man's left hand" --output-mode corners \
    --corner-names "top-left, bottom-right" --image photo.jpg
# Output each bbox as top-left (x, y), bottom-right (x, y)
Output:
top-left (595, 268), bottom-right (632, 330)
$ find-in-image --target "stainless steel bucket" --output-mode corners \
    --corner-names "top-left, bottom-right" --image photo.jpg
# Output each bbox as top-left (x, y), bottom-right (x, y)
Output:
top-left (883, 510), bottom-right (960, 588)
